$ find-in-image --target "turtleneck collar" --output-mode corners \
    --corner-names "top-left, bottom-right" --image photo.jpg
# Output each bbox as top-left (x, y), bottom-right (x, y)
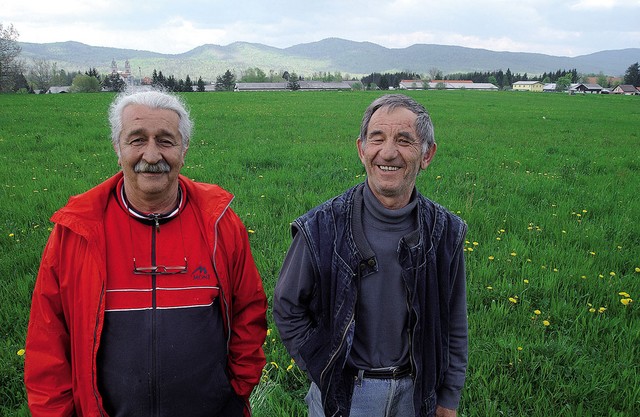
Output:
top-left (363, 180), bottom-right (418, 225)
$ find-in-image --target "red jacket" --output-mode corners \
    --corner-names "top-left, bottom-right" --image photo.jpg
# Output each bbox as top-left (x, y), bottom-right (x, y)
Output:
top-left (25, 172), bottom-right (267, 417)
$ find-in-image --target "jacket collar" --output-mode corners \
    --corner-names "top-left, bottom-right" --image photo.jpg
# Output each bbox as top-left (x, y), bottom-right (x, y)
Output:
top-left (51, 172), bottom-right (234, 239)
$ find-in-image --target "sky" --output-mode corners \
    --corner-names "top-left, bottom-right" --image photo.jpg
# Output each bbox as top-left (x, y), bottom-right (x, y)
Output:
top-left (4, 0), bottom-right (640, 57)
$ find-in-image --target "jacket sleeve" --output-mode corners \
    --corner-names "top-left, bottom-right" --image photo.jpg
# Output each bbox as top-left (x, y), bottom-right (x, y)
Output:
top-left (272, 231), bottom-right (317, 375)
top-left (223, 212), bottom-right (268, 400)
top-left (24, 225), bottom-right (76, 417)
top-left (437, 238), bottom-right (469, 410)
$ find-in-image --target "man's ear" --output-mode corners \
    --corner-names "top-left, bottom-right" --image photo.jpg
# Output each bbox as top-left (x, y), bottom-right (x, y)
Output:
top-left (420, 143), bottom-right (437, 170)
top-left (356, 137), bottom-right (365, 163)
top-left (113, 141), bottom-right (122, 166)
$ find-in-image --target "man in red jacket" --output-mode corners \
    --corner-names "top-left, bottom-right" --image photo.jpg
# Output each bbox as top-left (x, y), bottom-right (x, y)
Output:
top-left (25, 89), bottom-right (267, 417)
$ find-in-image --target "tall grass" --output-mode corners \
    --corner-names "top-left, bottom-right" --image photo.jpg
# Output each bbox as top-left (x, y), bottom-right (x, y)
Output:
top-left (1, 90), bottom-right (638, 416)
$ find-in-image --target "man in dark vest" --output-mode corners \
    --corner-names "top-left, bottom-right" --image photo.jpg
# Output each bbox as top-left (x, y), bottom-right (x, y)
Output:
top-left (274, 94), bottom-right (468, 417)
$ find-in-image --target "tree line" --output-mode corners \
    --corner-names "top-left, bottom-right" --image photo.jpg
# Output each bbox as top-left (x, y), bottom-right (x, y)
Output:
top-left (2, 22), bottom-right (640, 94)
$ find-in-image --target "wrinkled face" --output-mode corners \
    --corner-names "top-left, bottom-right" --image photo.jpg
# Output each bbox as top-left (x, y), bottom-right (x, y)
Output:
top-left (357, 106), bottom-right (436, 209)
top-left (116, 104), bottom-right (186, 210)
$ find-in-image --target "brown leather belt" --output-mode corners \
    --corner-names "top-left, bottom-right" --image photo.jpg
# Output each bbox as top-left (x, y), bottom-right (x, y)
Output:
top-left (348, 364), bottom-right (412, 380)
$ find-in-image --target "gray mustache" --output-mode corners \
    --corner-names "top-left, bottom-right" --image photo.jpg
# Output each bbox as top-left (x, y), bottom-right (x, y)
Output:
top-left (134, 160), bottom-right (171, 173)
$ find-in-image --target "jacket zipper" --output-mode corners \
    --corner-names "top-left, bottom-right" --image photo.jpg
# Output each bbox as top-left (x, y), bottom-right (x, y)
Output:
top-left (151, 219), bottom-right (159, 417)
top-left (92, 282), bottom-right (107, 416)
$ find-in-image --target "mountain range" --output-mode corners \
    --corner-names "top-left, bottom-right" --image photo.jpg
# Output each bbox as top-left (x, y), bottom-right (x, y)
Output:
top-left (18, 38), bottom-right (640, 81)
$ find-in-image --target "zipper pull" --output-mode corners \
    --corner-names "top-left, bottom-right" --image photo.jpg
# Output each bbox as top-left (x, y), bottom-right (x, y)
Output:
top-left (153, 215), bottom-right (160, 233)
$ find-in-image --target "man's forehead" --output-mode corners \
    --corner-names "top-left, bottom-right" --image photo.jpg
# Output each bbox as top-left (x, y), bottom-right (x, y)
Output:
top-left (370, 107), bottom-right (417, 128)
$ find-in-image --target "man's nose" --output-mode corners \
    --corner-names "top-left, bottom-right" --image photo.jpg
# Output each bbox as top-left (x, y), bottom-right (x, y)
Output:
top-left (141, 139), bottom-right (162, 163)
top-left (379, 140), bottom-right (398, 159)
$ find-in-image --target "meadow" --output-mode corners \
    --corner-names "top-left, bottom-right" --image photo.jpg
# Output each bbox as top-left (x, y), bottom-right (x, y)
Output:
top-left (1, 90), bottom-right (638, 416)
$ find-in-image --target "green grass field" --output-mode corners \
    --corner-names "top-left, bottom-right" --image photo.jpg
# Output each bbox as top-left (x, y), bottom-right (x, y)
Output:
top-left (1, 90), bottom-right (639, 416)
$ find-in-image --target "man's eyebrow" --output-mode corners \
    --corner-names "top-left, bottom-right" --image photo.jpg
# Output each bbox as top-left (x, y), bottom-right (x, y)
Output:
top-left (125, 128), bottom-right (177, 139)
top-left (397, 131), bottom-right (417, 141)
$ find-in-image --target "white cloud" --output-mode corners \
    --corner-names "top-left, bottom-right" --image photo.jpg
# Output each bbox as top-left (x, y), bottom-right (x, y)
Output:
top-left (3, 0), bottom-right (639, 55)
top-left (570, 0), bottom-right (628, 10)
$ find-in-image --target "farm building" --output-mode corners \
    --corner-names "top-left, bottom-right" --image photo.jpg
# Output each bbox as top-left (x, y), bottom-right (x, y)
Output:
top-left (398, 80), bottom-right (497, 91)
top-left (513, 81), bottom-right (544, 92)
top-left (234, 81), bottom-right (352, 91)
top-left (47, 86), bottom-right (71, 94)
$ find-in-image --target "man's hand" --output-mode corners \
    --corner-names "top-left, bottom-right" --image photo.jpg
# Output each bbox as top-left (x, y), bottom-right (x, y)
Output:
top-left (435, 405), bottom-right (457, 417)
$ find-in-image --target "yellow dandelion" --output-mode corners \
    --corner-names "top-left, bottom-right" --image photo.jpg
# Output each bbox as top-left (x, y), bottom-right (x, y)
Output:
top-left (17, 349), bottom-right (25, 356)
top-left (488, 256), bottom-right (495, 261)
top-left (9, 233), bottom-right (14, 237)
top-left (286, 364), bottom-right (294, 371)
top-left (534, 310), bottom-right (541, 315)
top-left (543, 320), bottom-right (550, 326)
top-left (270, 361), bottom-right (279, 369)
top-left (609, 271), bottom-right (616, 277)
top-left (598, 307), bottom-right (607, 313)
top-left (486, 286), bottom-right (493, 290)
top-left (248, 229), bottom-right (255, 234)
top-left (619, 292), bottom-right (630, 298)
top-left (635, 267), bottom-right (640, 273)
top-left (473, 242), bottom-right (479, 246)
top-left (496, 237), bottom-right (502, 241)
top-left (266, 328), bottom-right (272, 336)
top-left (620, 298), bottom-right (633, 306)
top-left (589, 251), bottom-right (596, 256)
top-left (508, 297), bottom-right (518, 304)
top-left (517, 346), bottom-right (523, 351)
top-left (523, 279), bottom-right (529, 284)
top-left (467, 247), bottom-right (474, 252)
top-left (589, 308), bottom-right (596, 313)
top-left (510, 252), bottom-right (517, 257)
top-left (581, 275), bottom-right (587, 279)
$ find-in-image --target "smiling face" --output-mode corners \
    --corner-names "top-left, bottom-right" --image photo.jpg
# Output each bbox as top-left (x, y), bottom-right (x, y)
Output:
top-left (357, 106), bottom-right (436, 209)
top-left (116, 104), bottom-right (187, 213)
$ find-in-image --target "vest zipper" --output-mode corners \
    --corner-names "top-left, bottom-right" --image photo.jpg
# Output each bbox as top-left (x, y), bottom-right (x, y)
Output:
top-left (319, 270), bottom-right (358, 414)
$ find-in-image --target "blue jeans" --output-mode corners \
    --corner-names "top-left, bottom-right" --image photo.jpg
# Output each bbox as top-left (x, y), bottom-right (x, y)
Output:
top-left (306, 377), bottom-right (415, 417)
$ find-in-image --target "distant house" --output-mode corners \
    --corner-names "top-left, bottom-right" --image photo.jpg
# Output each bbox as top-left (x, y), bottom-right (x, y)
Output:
top-left (543, 83), bottom-right (557, 92)
top-left (47, 86), bottom-right (71, 94)
top-left (612, 84), bottom-right (639, 95)
top-left (513, 81), bottom-right (544, 92)
top-left (234, 81), bottom-right (352, 92)
top-left (570, 83), bottom-right (603, 94)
